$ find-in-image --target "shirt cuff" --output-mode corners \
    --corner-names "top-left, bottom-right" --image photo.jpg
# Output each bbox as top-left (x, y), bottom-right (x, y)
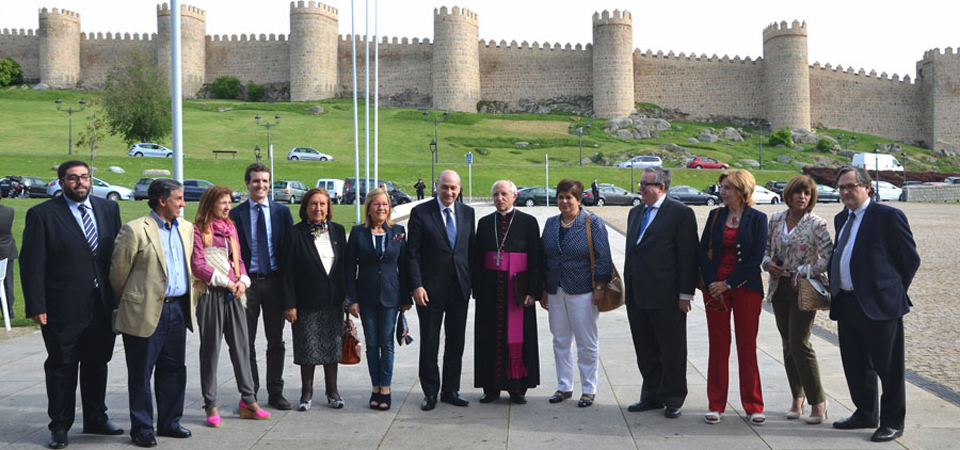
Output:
top-left (239, 274), bottom-right (251, 288)
top-left (209, 271), bottom-right (231, 288)
top-left (679, 293), bottom-right (693, 301)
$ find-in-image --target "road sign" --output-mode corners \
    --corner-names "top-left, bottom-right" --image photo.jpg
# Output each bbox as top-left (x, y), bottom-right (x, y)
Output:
top-left (466, 152), bottom-right (473, 165)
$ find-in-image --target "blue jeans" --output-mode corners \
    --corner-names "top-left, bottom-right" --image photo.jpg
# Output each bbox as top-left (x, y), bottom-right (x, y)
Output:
top-left (359, 305), bottom-right (399, 387)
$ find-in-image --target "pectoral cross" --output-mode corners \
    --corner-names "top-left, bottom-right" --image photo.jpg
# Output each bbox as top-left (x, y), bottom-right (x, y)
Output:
top-left (494, 251), bottom-right (503, 268)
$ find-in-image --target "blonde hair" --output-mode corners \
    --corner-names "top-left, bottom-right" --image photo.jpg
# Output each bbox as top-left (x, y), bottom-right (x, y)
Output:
top-left (362, 188), bottom-right (394, 228)
top-left (718, 170), bottom-right (756, 208)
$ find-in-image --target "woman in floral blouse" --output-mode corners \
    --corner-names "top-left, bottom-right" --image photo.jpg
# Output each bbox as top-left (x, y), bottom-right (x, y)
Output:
top-left (762, 175), bottom-right (833, 424)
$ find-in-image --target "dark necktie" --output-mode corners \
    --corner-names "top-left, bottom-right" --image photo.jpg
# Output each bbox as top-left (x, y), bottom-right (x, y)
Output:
top-left (829, 211), bottom-right (856, 297)
top-left (256, 204), bottom-right (271, 273)
top-left (78, 204), bottom-right (99, 255)
top-left (444, 207), bottom-right (457, 249)
top-left (636, 206), bottom-right (654, 245)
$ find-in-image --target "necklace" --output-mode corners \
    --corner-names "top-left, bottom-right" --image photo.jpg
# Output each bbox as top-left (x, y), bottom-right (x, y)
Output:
top-left (560, 215), bottom-right (576, 228)
top-left (494, 211), bottom-right (516, 268)
top-left (729, 213), bottom-right (741, 224)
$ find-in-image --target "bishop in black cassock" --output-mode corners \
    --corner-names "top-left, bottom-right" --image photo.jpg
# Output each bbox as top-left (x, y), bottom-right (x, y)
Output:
top-left (472, 181), bottom-right (543, 404)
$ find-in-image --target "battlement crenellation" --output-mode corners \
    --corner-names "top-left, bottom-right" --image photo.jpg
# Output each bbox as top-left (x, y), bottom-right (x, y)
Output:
top-left (763, 19), bottom-right (807, 43)
top-left (157, 3), bottom-right (205, 21)
top-left (434, 6), bottom-right (478, 22)
top-left (289, 1), bottom-right (338, 19)
top-left (1, 28), bottom-right (37, 37)
top-left (39, 7), bottom-right (80, 21)
top-left (81, 31), bottom-right (153, 42)
top-left (592, 10), bottom-right (632, 26)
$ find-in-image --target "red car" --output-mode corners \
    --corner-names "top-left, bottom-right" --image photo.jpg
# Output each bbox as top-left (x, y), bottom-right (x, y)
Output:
top-left (686, 156), bottom-right (729, 170)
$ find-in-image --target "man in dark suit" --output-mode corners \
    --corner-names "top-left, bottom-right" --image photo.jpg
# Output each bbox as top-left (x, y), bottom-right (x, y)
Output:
top-left (0, 198), bottom-right (17, 318)
top-left (229, 163), bottom-right (295, 410)
top-left (623, 167), bottom-right (698, 419)
top-left (829, 166), bottom-right (920, 443)
top-left (407, 170), bottom-right (475, 410)
top-left (20, 160), bottom-right (124, 449)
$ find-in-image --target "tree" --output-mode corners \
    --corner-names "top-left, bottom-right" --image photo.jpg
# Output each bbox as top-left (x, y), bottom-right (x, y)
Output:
top-left (74, 98), bottom-right (107, 167)
top-left (102, 51), bottom-right (171, 145)
top-left (768, 126), bottom-right (793, 147)
top-left (212, 76), bottom-right (240, 99)
top-left (0, 57), bottom-right (23, 87)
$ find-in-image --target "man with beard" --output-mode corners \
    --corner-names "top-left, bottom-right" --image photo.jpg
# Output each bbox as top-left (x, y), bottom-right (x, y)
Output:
top-left (406, 170), bottom-right (475, 410)
top-left (21, 160), bottom-right (124, 449)
top-left (472, 180), bottom-right (543, 404)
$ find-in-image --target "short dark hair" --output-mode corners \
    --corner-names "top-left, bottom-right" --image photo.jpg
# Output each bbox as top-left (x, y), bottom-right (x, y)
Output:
top-left (556, 178), bottom-right (584, 202)
top-left (299, 188), bottom-right (332, 222)
top-left (57, 160), bottom-right (89, 180)
top-left (147, 178), bottom-right (183, 210)
top-left (836, 166), bottom-right (872, 191)
top-left (244, 163), bottom-right (270, 184)
top-left (644, 167), bottom-right (672, 189)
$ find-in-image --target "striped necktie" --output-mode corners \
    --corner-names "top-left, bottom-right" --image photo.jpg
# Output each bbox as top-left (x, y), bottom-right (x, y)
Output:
top-left (78, 204), bottom-right (99, 255)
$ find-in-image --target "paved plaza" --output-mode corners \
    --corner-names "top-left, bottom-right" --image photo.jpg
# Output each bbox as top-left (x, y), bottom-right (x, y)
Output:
top-left (0, 202), bottom-right (958, 449)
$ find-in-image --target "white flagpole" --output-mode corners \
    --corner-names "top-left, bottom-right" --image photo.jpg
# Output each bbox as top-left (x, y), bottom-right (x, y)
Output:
top-left (364, 0), bottom-right (370, 190)
top-left (170, 0), bottom-right (183, 187)
top-left (373, 0), bottom-right (379, 183)
top-left (352, 0), bottom-right (361, 222)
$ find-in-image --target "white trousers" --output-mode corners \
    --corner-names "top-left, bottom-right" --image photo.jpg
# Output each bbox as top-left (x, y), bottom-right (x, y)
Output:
top-left (548, 287), bottom-right (599, 395)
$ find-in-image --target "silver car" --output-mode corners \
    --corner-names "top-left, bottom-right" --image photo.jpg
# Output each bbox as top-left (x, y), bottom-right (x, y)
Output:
top-left (617, 155), bottom-right (662, 169)
top-left (287, 147), bottom-right (333, 161)
top-left (273, 180), bottom-right (309, 204)
top-left (128, 143), bottom-right (173, 158)
top-left (48, 177), bottom-right (134, 201)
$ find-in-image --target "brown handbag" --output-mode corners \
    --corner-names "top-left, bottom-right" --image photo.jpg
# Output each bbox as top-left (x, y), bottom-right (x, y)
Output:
top-left (341, 317), bottom-right (361, 365)
top-left (585, 214), bottom-right (625, 312)
top-left (798, 265), bottom-right (831, 311)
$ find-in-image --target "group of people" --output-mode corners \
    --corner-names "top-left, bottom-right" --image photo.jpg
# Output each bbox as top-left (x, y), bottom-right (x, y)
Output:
top-left (15, 161), bottom-right (919, 449)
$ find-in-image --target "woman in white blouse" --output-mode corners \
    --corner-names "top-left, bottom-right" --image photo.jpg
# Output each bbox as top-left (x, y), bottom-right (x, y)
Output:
top-left (281, 188), bottom-right (348, 410)
top-left (762, 175), bottom-right (833, 424)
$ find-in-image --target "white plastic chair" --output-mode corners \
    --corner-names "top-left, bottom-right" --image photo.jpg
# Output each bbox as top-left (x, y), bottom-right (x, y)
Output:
top-left (0, 258), bottom-right (10, 331)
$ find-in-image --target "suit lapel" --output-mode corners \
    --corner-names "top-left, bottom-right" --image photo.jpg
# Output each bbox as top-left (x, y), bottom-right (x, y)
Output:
top-left (237, 202), bottom-right (253, 250)
top-left (302, 224), bottom-right (328, 277)
top-left (143, 215), bottom-right (167, 274)
top-left (430, 202), bottom-right (450, 249)
top-left (52, 196), bottom-right (89, 251)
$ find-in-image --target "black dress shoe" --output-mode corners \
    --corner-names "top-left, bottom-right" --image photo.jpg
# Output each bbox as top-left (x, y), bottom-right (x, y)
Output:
top-left (83, 419), bottom-right (124, 435)
top-left (871, 426), bottom-right (903, 442)
top-left (157, 426), bottom-right (192, 438)
top-left (549, 391), bottom-right (573, 403)
top-left (664, 407), bottom-right (682, 419)
top-left (421, 395), bottom-right (437, 411)
top-left (832, 415), bottom-right (879, 430)
top-left (509, 393), bottom-right (527, 404)
top-left (478, 392), bottom-right (501, 403)
top-left (48, 430), bottom-right (68, 449)
top-left (440, 391), bottom-right (470, 407)
top-left (131, 433), bottom-right (157, 448)
top-left (268, 394), bottom-right (293, 411)
top-left (627, 400), bottom-right (664, 412)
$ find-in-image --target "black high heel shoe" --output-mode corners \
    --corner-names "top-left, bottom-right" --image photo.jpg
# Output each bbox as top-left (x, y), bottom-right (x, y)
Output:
top-left (378, 393), bottom-right (392, 411)
top-left (369, 392), bottom-right (380, 409)
top-left (326, 394), bottom-right (345, 409)
top-left (578, 394), bottom-right (595, 408)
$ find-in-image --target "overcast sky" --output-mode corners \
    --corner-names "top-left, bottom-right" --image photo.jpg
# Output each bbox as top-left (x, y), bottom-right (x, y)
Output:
top-left (4, 0), bottom-right (958, 79)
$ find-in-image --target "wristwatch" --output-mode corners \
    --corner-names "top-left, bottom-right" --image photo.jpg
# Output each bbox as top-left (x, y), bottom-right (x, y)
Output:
top-left (595, 285), bottom-right (605, 291)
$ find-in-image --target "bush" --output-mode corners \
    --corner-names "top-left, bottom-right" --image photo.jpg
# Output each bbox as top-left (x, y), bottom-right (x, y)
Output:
top-left (0, 57), bottom-right (23, 87)
top-left (768, 126), bottom-right (793, 147)
top-left (246, 81), bottom-right (266, 102)
top-left (212, 76), bottom-right (240, 99)
top-left (475, 147), bottom-right (490, 156)
top-left (816, 138), bottom-right (834, 152)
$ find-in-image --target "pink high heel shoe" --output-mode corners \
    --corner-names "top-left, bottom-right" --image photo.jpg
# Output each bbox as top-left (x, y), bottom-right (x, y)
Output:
top-left (205, 415), bottom-right (221, 427)
top-left (239, 400), bottom-right (271, 420)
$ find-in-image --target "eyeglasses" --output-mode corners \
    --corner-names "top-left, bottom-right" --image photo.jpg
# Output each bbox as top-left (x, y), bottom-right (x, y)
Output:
top-left (370, 202), bottom-right (390, 208)
top-left (63, 174), bottom-right (91, 183)
top-left (639, 182), bottom-right (663, 189)
top-left (837, 183), bottom-right (862, 192)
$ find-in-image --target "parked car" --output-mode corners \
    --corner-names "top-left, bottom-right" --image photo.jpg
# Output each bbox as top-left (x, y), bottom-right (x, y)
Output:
top-left (584, 185), bottom-right (641, 207)
top-left (1, 175), bottom-right (48, 198)
top-left (287, 147), bottom-right (333, 161)
top-left (273, 180), bottom-right (309, 204)
top-left (341, 178), bottom-right (410, 206)
top-left (382, 181), bottom-right (413, 206)
top-left (765, 180), bottom-right (787, 194)
top-left (686, 156), bottom-right (729, 170)
top-left (48, 177), bottom-right (134, 201)
top-left (133, 177), bottom-right (158, 200)
top-left (515, 186), bottom-right (557, 207)
top-left (617, 155), bottom-right (663, 169)
top-left (128, 143), bottom-right (173, 158)
top-left (815, 185), bottom-right (841, 203)
top-left (753, 185), bottom-right (781, 204)
top-left (315, 178), bottom-right (345, 204)
top-left (183, 179), bottom-right (242, 202)
top-left (872, 181), bottom-right (902, 202)
top-left (667, 185), bottom-right (719, 206)
top-left (944, 177), bottom-right (960, 184)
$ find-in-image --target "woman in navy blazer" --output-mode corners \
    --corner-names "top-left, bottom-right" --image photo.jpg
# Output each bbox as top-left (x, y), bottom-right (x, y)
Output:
top-left (698, 170), bottom-right (768, 426)
top-left (346, 189), bottom-right (412, 411)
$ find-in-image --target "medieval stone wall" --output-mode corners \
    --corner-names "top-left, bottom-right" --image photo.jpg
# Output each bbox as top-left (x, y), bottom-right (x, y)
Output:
top-left (205, 34), bottom-right (290, 85)
top-left (0, 29), bottom-right (40, 83)
top-left (917, 48), bottom-right (960, 153)
top-left (79, 32), bottom-right (154, 88)
top-left (479, 41), bottom-right (593, 106)
top-left (336, 35), bottom-right (434, 107)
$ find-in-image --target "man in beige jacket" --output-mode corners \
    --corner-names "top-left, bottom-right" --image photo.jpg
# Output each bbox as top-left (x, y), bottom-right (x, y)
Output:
top-left (111, 179), bottom-right (194, 448)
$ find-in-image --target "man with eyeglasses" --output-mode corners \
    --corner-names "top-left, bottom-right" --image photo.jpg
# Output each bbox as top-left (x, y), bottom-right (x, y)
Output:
top-left (21, 160), bottom-right (124, 449)
top-left (623, 167), bottom-right (698, 419)
top-left (829, 166), bottom-right (920, 442)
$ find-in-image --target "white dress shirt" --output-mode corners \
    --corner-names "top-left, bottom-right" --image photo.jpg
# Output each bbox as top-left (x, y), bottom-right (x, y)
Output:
top-left (838, 198), bottom-right (871, 291)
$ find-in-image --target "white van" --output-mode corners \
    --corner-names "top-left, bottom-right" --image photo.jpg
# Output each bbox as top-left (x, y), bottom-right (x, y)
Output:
top-left (851, 152), bottom-right (904, 172)
top-left (315, 178), bottom-right (344, 204)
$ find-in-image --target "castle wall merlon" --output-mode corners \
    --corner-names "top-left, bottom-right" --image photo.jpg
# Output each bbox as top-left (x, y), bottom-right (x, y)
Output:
top-left (289, 1), bottom-right (338, 19)
top-left (592, 9), bottom-right (632, 26)
top-left (762, 19), bottom-right (807, 43)
top-left (435, 6), bottom-right (479, 21)
top-left (80, 31), bottom-right (152, 42)
top-left (636, 48), bottom-right (760, 65)
top-left (156, 3), bottom-right (205, 21)
top-left (1, 28), bottom-right (37, 36)
top-left (479, 38), bottom-right (588, 52)
top-left (39, 8), bottom-right (81, 22)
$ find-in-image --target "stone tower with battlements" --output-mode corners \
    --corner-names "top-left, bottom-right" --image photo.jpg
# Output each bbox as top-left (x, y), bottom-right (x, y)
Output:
top-left (38, 8), bottom-right (80, 89)
top-left (156, 3), bottom-right (206, 98)
top-left (289, 1), bottom-right (338, 102)
top-left (432, 6), bottom-right (480, 113)
top-left (762, 20), bottom-right (810, 131)
top-left (917, 48), bottom-right (960, 153)
top-left (592, 10), bottom-right (634, 119)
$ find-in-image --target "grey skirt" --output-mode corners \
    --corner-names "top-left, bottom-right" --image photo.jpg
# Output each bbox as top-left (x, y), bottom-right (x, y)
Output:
top-left (292, 306), bottom-right (344, 366)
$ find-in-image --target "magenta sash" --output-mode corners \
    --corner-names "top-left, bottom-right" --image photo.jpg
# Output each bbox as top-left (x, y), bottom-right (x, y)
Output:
top-left (483, 251), bottom-right (528, 380)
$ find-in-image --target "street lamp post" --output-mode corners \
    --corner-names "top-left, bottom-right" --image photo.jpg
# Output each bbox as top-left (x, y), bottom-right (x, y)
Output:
top-left (254, 145), bottom-right (262, 163)
top-left (429, 140), bottom-right (438, 194)
top-left (751, 120), bottom-right (771, 171)
top-left (569, 123), bottom-right (591, 166)
top-left (255, 114), bottom-right (280, 201)
top-left (874, 147), bottom-right (881, 201)
top-left (423, 110), bottom-right (449, 165)
top-left (901, 151), bottom-right (908, 185)
top-left (55, 98), bottom-right (85, 155)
